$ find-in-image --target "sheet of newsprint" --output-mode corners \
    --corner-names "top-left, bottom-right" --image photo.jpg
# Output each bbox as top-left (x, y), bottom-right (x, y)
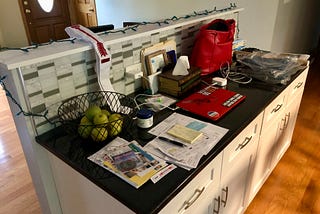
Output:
top-left (88, 137), bottom-right (167, 188)
top-left (144, 112), bottom-right (229, 170)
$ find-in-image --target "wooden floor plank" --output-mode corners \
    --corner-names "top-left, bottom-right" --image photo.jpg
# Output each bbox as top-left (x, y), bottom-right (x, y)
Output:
top-left (0, 90), bottom-right (41, 214)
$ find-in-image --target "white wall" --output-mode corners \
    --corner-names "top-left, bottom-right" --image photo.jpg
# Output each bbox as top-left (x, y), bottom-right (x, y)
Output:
top-left (237, 0), bottom-right (279, 51)
top-left (0, 29), bottom-right (4, 47)
top-left (1, 0), bottom-right (320, 53)
top-left (0, 0), bottom-right (29, 47)
top-left (96, 0), bottom-right (227, 28)
top-left (271, 0), bottom-right (320, 53)
top-left (95, 0), bottom-right (279, 51)
top-left (96, 0), bottom-right (320, 54)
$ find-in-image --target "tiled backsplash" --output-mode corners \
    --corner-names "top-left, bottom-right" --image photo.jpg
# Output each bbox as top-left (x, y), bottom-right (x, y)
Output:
top-left (17, 12), bottom-right (237, 135)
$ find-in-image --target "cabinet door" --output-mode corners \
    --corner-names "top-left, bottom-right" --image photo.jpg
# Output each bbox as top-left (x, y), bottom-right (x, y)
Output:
top-left (250, 115), bottom-right (279, 200)
top-left (272, 90), bottom-right (303, 165)
top-left (160, 153), bottom-right (222, 214)
top-left (271, 67), bottom-right (308, 166)
top-left (220, 153), bottom-right (253, 214)
top-left (220, 113), bottom-right (262, 214)
top-left (250, 90), bottom-right (287, 200)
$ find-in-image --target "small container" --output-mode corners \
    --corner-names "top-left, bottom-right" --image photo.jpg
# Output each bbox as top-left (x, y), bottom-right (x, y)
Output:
top-left (136, 109), bottom-right (153, 129)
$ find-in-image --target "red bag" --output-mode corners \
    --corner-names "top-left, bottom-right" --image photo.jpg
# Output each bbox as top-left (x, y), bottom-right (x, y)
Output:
top-left (190, 19), bottom-right (236, 75)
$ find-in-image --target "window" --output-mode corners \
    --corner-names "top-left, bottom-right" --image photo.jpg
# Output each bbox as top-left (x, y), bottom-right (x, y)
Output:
top-left (37, 0), bottom-right (54, 13)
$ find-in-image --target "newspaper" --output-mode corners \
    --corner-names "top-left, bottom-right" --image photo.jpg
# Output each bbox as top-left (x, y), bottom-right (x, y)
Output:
top-left (88, 137), bottom-right (167, 188)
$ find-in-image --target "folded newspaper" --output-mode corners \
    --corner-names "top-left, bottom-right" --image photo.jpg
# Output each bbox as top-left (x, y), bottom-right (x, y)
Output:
top-left (88, 137), bottom-right (167, 188)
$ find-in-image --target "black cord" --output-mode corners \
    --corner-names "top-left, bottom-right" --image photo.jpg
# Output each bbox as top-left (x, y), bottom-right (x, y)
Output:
top-left (0, 75), bottom-right (57, 126)
top-left (0, 4), bottom-right (238, 52)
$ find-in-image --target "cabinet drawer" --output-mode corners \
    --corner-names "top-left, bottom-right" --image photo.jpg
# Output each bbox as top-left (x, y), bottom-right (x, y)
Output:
top-left (286, 67), bottom-right (308, 103)
top-left (160, 153), bottom-right (222, 214)
top-left (263, 90), bottom-right (286, 127)
top-left (221, 112), bottom-right (263, 178)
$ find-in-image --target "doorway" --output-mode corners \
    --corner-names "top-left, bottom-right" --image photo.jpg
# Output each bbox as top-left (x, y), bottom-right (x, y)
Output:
top-left (73, 0), bottom-right (98, 27)
top-left (19, 0), bottom-right (72, 44)
top-left (19, 0), bottom-right (98, 44)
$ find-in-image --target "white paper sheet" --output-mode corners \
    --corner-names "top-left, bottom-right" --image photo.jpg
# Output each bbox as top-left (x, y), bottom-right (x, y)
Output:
top-left (144, 113), bottom-right (229, 170)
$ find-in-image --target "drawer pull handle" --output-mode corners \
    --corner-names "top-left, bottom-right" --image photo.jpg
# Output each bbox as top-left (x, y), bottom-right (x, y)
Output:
top-left (295, 82), bottom-right (303, 89)
top-left (271, 104), bottom-right (282, 113)
top-left (221, 186), bottom-right (229, 207)
top-left (281, 112), bottom-right (291, 130)
top-left (236, 136), bottom-right (252, 151)
top-left (285, 112), bottom-right (290, 129)
top-left (181, 187), bottom-right (205, 211)
top-left (213, 196), bottom-right (221, 214)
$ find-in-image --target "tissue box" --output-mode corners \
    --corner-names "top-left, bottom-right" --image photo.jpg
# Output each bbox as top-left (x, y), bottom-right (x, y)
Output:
top-left (158, 67), bottom-right (201, 97)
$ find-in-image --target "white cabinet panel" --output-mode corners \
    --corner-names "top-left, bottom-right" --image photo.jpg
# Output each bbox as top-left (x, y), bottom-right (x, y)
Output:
top-left (272, 66), bottom-right (308, 164)
top-left (286, 67), bottom-right (308, 104)
top-left (271, 89), bottom-right (304, 166)
top-left (250, 114), bottom-right (279, 199)
top-left (49, 154), bottom-right (135, 214)
top-left (262, 89), bottom-right (286, 129)
top-left (220, 113), bottom-right (263, 214)
top-left (160, 153), bottom-right (222, 214)
top-left (221, 113), bottom-right (263, 178)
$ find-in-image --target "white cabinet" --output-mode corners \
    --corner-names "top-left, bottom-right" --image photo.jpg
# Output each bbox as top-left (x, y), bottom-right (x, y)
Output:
top-left (218, 112), bottom-right (263, 214)
top-left (163, 112), bottom-right (263, 214)
top-left (258, 89), bottom-right (287, 184)
top-left (160, 153), bottom-right (222, 214)
top-left (272, 69), bottom-right (307, 164)
top-left (270, 92), bottom-right (302, 166)
top-left (249, 67), bottom-right (308, 202)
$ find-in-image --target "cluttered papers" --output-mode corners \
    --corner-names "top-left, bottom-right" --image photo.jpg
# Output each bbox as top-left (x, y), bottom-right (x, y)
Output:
top-left (88, 137), bottom-right (167, 188)
top-left (144, 113), bottom-right (229, 170)
top-left (88, 113), bottom-right (228, 188)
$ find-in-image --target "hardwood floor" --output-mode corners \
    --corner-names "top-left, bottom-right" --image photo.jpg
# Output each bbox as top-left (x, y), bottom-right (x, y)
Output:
top-left (0, 90), bottom-right (41, 214)
top-left (0, 57), bottom-right (319, 214)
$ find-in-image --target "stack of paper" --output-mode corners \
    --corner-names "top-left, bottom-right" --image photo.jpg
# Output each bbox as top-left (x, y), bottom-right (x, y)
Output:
top-left (144, 113), bottom-right (229, 170)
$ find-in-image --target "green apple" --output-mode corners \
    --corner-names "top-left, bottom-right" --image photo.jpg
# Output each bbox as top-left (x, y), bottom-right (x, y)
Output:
top-left (78, 121), bottom-right (93, 138)
top-left (101, 109), bottom-right (111, 117)
top-left (91, 127), bottom-right (108, 142)
top-left (80, 115), bottom-right (90, 124)
top-left (109, 113), bottom-right (122, 120)
top-left (108, 113), bottom-right (123, 137)
top-left (93, 113), bottom-right (109, 126)
top-left (85, 105), bottom-right (101, 121)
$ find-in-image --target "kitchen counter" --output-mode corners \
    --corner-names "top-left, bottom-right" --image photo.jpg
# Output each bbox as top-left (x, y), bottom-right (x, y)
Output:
top-left (35, 76), bottom-right (291, 213)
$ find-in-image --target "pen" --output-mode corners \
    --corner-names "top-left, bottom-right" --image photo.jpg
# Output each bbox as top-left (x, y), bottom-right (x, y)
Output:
top-left (158, 136), bottom-right (186, 147)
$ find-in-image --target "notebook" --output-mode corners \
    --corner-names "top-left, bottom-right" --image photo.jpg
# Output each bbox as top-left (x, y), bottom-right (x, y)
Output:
top-left (176, 85), bottom-right (246, 121)
top-left (167, 124), bottom-right (203, 144)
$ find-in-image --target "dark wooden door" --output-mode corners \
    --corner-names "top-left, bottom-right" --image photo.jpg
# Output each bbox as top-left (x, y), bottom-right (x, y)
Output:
top-left (20, 0), bottom-right (71, 44)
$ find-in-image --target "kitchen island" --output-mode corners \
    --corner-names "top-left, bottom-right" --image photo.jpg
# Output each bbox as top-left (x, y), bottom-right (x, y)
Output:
top-left (35, 66), bottom-right (308, 214)
top-left (0, 6), bottom-right (308, 213)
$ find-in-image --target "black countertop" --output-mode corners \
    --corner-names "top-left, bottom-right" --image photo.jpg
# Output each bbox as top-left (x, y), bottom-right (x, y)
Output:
top-left (36, 76), bottom-right (293, 214)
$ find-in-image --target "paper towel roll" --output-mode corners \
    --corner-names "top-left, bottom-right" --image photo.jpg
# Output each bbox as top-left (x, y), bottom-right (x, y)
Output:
top-left (172, 56), bottom-right (190, 76)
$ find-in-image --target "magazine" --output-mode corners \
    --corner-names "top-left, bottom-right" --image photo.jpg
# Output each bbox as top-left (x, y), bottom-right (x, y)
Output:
top-left (88, 137), bottom-right (167, 188)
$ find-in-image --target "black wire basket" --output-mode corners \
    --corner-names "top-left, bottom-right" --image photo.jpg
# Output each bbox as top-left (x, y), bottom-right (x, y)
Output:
top-left (57, 91), bottom-right (136, 142)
